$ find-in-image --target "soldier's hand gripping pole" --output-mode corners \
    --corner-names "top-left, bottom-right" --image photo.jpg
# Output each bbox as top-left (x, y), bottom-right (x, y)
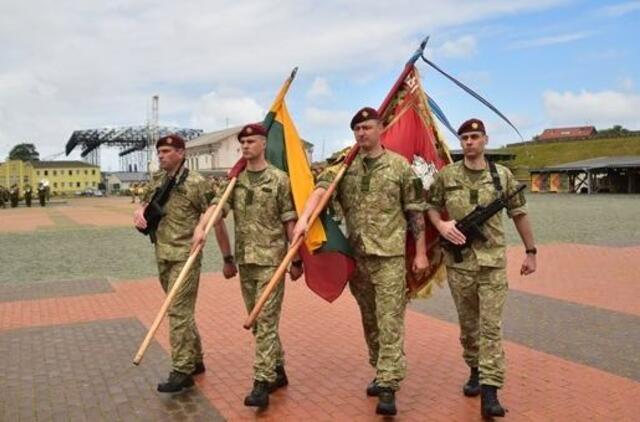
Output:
top-left (133, 177), bottom-right (238, 365)
top-left (243, 145), bottom-right (360, 329)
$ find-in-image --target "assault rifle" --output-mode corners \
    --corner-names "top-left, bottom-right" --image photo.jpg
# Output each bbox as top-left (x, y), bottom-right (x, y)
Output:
top-left (137, 164), bottom-right (188, 243)
top-left (441, 184), bottom-right (526, 263)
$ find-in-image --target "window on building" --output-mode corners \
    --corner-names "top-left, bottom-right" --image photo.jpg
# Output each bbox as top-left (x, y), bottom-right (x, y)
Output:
top-left (53, 170), bottom-right (57, 176)
top-left (44, 170), bottom-right (48, 176)
top-left (92, 182), bottom-right (96, 187)
top-left (36, 171), bottom-right (40, 176)
top-left (92, 169), bottom-right (95, 175)
top-left (85, 182), bottom-right (89, 187)
top-left (76, 170), bottom-right (79, 174)
top-left (53, 183), bottom-right (58, 188)
top-left (76, 182), bottom-right (81, 188)
top-left (68, 170), bottom-right (72, 176)
top-left (61, 182), bottom-right (65, 187)
top-left (84, 170), bottom-right (88, 175)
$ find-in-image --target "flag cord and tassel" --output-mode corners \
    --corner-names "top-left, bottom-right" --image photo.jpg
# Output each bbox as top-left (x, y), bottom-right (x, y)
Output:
top-left (419, 53), bottom-right (523, 141)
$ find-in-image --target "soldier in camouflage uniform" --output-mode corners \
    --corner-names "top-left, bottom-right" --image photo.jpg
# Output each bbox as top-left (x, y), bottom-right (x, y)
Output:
top-left (426, 118), bottom-right (537, 418)
top-left (133, 134), bottom-right (214, 393)
top-left (293, 107), bottom-right (429, 416)
top-left (200, 123), bottom-right (302, 409)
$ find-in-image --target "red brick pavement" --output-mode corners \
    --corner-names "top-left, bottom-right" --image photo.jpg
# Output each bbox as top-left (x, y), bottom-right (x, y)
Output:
top-left (1, 272), bottom-right (639, 421)
top-left (0, 207), bottom-right (54, 232)
top-left (507, 244), bottom-right (640, 316)
top-left (56, 205), bottom-right (133, 226)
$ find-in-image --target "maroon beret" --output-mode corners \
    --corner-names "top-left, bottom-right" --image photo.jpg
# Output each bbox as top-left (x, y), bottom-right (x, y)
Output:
top-left (457, 118), bottom-right (486, 135)
top-left (156, 134), bottom-right (186, 149)
top-left (350, 107), bottom-right (380, 130)
top-left (238, 123), bottom-right (268, 140)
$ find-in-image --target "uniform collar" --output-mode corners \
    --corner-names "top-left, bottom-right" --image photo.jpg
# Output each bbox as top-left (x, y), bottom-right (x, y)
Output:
top-left (239, 164), bottom-right (274, 186)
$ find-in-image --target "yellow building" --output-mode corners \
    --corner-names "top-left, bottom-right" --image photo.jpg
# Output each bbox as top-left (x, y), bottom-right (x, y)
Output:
top-left (0, 160), bottom-right (31, 190)
top-left (0, 160), bottom-right (101, 196)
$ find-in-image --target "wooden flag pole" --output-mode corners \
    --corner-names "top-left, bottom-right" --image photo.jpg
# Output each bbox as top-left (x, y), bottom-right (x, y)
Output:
top-left (133, 177), bottom-right (237, 365)
top-left (243, 146), bottom-right (359, 329)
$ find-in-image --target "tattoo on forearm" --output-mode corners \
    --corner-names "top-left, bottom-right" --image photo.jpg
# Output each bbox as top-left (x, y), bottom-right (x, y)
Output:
top-left (408, 211), bottom-right (425, 238)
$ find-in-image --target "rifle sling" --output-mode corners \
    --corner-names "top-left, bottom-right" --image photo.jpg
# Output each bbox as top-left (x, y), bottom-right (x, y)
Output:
top-left (488, 160), bottom-right (504, 198)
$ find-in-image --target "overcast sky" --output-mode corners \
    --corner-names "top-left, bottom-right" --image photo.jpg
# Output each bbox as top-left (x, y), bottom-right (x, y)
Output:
top-left (1, 0), bottom-right (638, 170)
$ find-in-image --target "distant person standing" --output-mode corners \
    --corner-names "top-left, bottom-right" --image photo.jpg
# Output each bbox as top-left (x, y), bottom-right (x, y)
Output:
top-left (37, 183), bottom-right (47, 207)
top-left (131, 183), bottom-right (138, 203)
top-left (0, 186), bottom-right (7, 208)
top-left (24, 184), bottom-right (33, 207)
top-left (426, 118), bottom-right (537, 418)
top-left (9, 184), bottom-right (19, 208)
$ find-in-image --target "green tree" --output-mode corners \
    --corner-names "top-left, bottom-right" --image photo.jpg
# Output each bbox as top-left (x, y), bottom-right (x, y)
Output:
top-left (8, 143), bottom-right (40, 161)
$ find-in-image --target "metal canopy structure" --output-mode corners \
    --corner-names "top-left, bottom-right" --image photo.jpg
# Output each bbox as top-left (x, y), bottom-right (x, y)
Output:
top-left (64, 95), bottom-right (203, 171)
top-left (65, 126), bottom-right (203, 157)
top-left (65, 126), bottom-right (203, 172)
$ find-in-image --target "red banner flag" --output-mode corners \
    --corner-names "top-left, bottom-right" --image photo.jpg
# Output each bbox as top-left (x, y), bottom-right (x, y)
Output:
top-left (378, 65), bottom-right (452, 296)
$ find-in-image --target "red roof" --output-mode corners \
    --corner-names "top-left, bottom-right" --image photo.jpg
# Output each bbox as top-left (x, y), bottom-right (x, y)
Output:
top-left (537, 126), bottom-right (597, 141)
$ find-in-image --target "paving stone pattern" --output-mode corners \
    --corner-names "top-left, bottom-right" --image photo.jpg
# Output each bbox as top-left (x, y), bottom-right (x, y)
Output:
top-left (0, 318), bottom-right (225, 422)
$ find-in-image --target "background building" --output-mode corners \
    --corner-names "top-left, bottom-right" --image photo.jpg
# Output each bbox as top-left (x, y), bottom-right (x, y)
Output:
top-left (103, 172), bottom-right (148, 195)
top-left (0, 160), bottom-right (101, 196)
top-left (535, 126), bottom-right (597, 142)
top-left (185, 126), bottom-right (314, 176)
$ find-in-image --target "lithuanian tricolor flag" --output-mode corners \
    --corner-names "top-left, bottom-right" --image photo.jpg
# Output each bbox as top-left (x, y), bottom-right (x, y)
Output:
top-left (263, 68), bottom-right (354, 302)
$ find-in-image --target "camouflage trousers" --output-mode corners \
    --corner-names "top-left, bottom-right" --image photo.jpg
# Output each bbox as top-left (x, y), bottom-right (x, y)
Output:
top-left (447, 266), bottom-right (508, 387)
top-left (157, 254), bottom-right (203, 375)
top-left (349, 255), bottom-right (407, 390)
top-left (239, 264), bottom-right (285, 383)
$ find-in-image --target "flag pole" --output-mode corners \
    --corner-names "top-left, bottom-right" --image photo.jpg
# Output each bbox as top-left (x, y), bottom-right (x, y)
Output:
top-left (133, 177), bottom-right (237, 365)
top-left (243, 146), bottom-right (359, 329)
top-left (134, 66), bottom-right (299, 363)
top-left (243, 37), bottom-right (433, 328)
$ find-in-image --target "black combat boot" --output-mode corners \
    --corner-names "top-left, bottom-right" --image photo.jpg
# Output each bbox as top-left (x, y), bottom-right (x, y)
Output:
top-left (157, 371), bottom-right (194, 393)
top-left (244, 380), bottom-right (269, 408)
top-left (366, 378), bottom-right (381, 397)
top-left (192, 361), bottom-right (206, 375)
top-left (269, 365), bottom-right (288, 392)
top-left (481, 385), bottom-right (506, 418)
top-left (376, 387), bottom-right (397, 416)
top-left (463, 367), bottom-right (481, 397)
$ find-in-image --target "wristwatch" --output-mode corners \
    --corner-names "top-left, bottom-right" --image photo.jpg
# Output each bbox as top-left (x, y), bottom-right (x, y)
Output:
top-left (291, 259), bottom-right (303, 268)
top-left (223, 255), bottom-right (235, 264)
top-left (525, 247), bottom-right (537, 256)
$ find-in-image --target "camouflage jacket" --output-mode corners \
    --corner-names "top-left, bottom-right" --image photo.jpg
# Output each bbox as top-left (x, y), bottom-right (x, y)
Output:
top-left (317, 149), bottom-right (426, 257)
top-left (212, 164), bottom-right (297, 266)
top-left (426, 160), bottom-right (527, 270)
top-left (143, 166), bottom-right (214, 261)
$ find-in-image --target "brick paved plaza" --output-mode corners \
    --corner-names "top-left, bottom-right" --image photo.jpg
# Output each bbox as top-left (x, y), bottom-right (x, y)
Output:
top-left (1, 196), bottom-right (639, 421)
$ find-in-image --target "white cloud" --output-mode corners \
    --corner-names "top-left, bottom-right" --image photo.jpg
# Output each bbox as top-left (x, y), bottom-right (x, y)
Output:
top-left (305, 107), bottom-right (351, 128)
top-left (436, 35), bottom-right (477, 59)
top-left (0, 0), bottom-right (569, 166)
top-left (509, 31), bottom-right (593, 49)
top-left (599, 1), bottom-right (640, 17)
top-left (190, 91), bottom-right (264, 130)
top-left (543, 89), bottom-right (640, 128)
top-left (307, 77), bottom-right (332, 99)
